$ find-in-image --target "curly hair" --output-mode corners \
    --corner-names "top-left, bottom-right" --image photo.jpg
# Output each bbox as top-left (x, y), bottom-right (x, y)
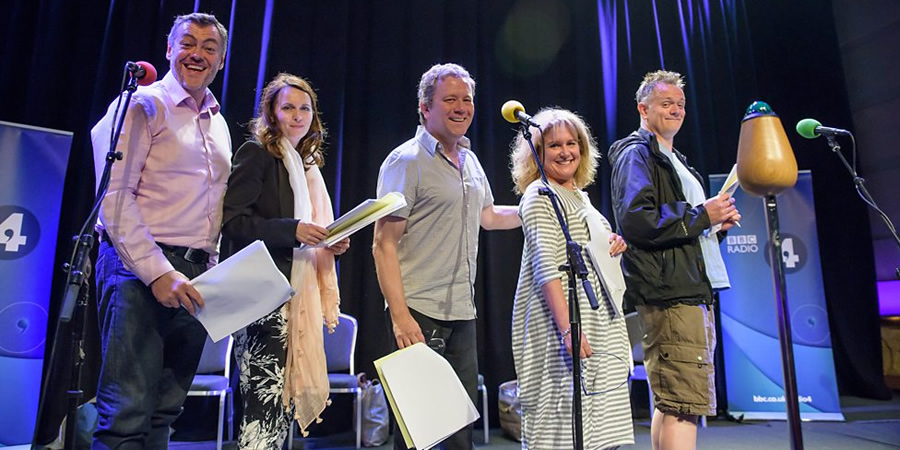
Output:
top-left (250, 73), bottom-right (326, 167)
top-left (417, 63), bottom-right (476, 125)
top-left (635, 70), bottom-right (685, 105)
top-left (509, 108), bottom-right (600, 195)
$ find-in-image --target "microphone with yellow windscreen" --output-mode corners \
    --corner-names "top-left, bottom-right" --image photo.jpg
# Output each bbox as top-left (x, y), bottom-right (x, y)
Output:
top-left (500, 100), bottom-right (541, 128)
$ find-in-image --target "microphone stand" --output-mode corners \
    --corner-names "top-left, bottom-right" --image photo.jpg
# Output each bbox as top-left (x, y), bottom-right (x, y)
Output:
top-left (825, 135), bottom-right (900, 279)
top-left (764, 194), bottom-right (804, 450)
top-left (519, 123), bottom-right (600, 450)
top-left (33, 66), bottom-right (135, 449)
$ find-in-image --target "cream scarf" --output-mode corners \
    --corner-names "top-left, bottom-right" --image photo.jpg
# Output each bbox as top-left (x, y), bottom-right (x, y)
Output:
top-left (279, 138), bottom-right (341, 435)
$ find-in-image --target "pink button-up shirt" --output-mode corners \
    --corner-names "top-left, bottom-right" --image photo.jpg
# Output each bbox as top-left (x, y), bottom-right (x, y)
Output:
top-left (91, 71), bottom-right (232, 285)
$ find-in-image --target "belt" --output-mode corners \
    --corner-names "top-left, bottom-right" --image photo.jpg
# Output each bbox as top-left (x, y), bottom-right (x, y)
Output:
top-left (101, 232), bottom-right (210, 265)
top-left (156, 242), bottom-right (210, 265)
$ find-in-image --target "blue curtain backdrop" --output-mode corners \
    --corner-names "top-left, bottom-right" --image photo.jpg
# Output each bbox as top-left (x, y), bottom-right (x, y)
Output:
top-left (0, 0), bottom-right (888, 443)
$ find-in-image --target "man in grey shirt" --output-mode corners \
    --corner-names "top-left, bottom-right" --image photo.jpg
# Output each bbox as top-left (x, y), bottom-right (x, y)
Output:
top-left (373, 63), bottom-right (520, 450)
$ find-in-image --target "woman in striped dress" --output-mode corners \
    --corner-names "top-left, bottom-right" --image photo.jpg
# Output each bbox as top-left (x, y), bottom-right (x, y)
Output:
top-left (509, 108), bottom-right (634, 449)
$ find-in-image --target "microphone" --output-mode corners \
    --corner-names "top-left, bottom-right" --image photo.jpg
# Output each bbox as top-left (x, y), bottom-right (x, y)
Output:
top-left (501, 100), bottom-right (541, 128)
top-left (796, 118), bottom-right (851, 139)
top-left (126, 61), bottom-right (157, 87)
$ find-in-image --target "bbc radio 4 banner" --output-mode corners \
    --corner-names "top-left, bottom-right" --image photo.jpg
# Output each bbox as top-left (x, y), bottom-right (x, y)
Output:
top-left (0, 121), bottom-right (73, 444)
top-left (710, 170), bottom-right (843, 421)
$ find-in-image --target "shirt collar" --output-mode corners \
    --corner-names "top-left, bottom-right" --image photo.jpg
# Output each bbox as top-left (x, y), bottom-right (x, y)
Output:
top-left (160, 71), bottom-right (221, 115)
top-left (637, 127), bottom-right (675, 162)
top-left (637, 127), bottom-right (656, 144)
top-left (415, 125), bottom-right (471, 156)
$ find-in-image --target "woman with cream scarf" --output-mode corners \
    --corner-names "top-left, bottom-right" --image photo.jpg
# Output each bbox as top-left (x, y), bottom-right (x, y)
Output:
top-left (222, 73), bottom-right (348, 449)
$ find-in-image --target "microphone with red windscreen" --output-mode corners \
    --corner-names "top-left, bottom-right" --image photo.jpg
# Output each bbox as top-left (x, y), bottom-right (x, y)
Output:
top-left (126, 61), bottom-right (157, 86)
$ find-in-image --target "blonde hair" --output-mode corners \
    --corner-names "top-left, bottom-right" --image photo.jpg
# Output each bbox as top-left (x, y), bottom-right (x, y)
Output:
top-left (509, 108), bottom-right (600, 195)
top-left (635, 70), bottom-right (685, 105)
top-left (250, 73), bottom-right (326, 167)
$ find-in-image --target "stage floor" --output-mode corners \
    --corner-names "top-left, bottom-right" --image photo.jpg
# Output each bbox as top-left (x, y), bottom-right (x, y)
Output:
top-left (161, 394), bottom-right (900, 450)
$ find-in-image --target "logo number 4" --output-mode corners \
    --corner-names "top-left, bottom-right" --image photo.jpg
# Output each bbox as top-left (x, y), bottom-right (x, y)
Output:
top-left (782, 238), bottom-right (800, 269)
top-left (0, 212), bottom-right (28, 252)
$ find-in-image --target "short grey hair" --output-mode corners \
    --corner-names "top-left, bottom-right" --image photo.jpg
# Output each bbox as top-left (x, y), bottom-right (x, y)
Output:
top-left (168, 12), bottom-right (228, 49)
top-left (417, 63), bottom-right (476, 125)
top-left (635, 70), bottom-right (684, 104)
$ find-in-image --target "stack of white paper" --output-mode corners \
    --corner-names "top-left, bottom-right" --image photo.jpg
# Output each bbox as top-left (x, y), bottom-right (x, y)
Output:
top-left (583, 209), bottom-right (626, 318)
top-left (302, 191), bottom-right (407, 249)
top-left (192, 240), bottom-right (294, 342)
top-left (711, 163), bottom-right (742, 232)
top-left (719, 163), bottom-right (740, 196)
top-left (375, 343), bottom-right (479, 449)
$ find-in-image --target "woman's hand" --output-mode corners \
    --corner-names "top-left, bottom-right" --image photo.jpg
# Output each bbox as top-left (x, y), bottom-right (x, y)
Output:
top-left (608, 233), bottom-right (627, 256)
top-left (295, 221), bottom-right (328, 246)
top-left (563, 330), bottom-right (593, 359)
top-left (327, 237), bottom-right (350, 255)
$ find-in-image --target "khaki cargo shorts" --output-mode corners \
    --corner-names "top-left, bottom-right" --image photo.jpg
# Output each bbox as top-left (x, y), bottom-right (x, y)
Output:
top-left (636, 303), bottom-right (716, 417)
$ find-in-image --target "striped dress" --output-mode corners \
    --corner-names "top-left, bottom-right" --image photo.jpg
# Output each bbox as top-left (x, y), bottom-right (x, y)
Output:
top-left (511, 180), bottom-right (634, 449)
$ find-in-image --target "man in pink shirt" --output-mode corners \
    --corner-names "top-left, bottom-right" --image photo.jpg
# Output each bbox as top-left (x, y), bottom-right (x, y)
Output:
top-left (89, 12), bottom-right (231, 449)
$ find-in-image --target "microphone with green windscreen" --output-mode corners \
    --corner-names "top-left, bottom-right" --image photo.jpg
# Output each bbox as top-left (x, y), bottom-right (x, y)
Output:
top-left (796, 118), bottom-right (851, 139)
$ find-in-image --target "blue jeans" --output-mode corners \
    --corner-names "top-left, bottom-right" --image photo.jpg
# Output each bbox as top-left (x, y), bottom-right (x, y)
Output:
top-left (92, 241), bottom-right (208, 449)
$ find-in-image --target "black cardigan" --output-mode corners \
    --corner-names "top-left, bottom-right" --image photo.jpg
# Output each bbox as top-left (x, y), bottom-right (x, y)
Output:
top-left (221, 140), bottom-right (299, 278)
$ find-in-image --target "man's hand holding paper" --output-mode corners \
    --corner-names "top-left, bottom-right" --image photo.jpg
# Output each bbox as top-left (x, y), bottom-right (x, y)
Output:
top-left (191, 240), bottom-right (294, 342)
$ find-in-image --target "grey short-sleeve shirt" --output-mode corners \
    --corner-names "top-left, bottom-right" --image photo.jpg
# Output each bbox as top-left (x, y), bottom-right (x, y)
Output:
top-left (376, 126), bottom-right (494, 320)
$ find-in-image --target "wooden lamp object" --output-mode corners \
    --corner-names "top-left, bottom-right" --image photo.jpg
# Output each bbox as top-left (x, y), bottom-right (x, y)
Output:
top-left (736, 101), bottom-right (798, 196)
top-left (735, 100), bottom-right (804, 449)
